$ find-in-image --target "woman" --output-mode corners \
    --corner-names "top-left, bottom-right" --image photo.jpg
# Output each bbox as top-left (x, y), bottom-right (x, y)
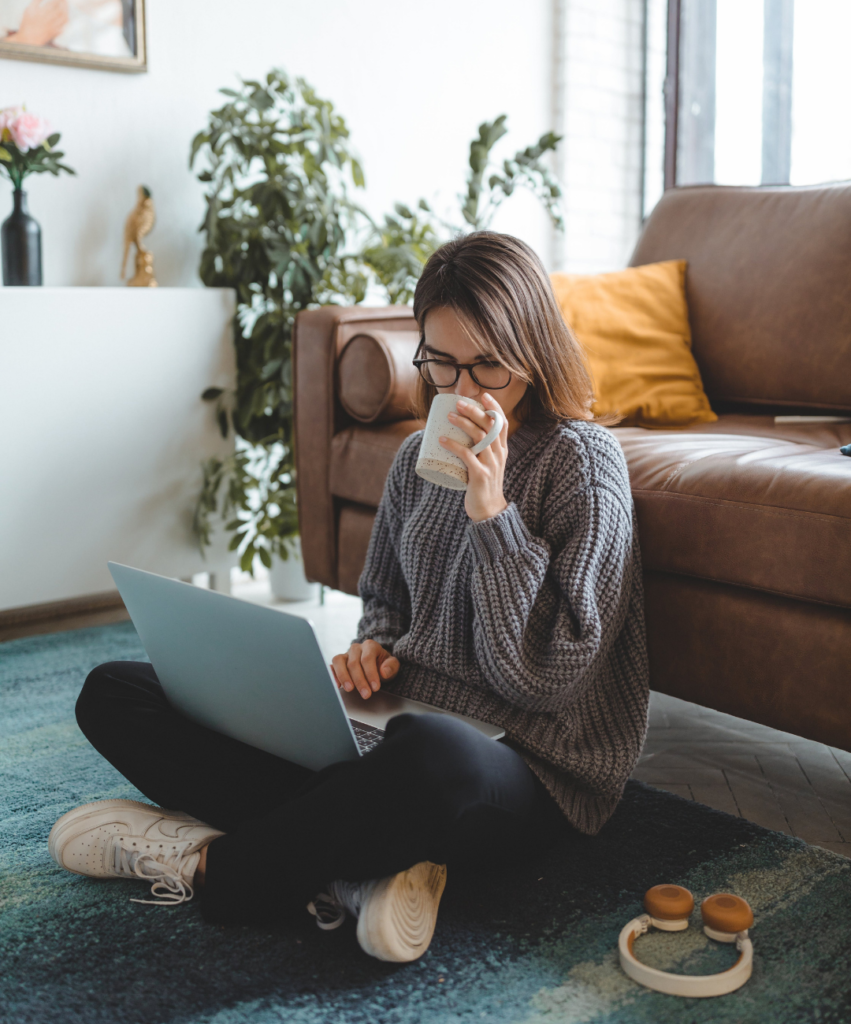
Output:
top-left (50, 232), bottom-right (649, 963)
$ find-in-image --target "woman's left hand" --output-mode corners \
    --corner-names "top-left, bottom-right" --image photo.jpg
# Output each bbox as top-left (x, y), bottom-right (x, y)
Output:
top-left (439, 393), bottom-right (509, 522)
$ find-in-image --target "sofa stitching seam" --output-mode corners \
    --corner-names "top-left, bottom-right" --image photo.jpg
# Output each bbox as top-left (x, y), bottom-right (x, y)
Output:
top-left (649, 568), bottom-right (851, 611)
top-left (632, 489), bottom-right (851, 526)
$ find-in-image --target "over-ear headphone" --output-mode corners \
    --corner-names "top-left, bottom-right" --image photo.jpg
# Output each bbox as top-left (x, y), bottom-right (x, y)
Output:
top-left (618, 884), bottom-right (754, 997)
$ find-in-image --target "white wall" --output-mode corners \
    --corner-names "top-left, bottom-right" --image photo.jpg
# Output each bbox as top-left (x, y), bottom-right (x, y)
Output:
top-left (0, 0), bottom-right (554, 288)
top-left (554, 0), bottom-right (646, 273)
top-left (0, 288), bottom-right (236, 610)
top-left (0, 1), bottom-right (651, 612)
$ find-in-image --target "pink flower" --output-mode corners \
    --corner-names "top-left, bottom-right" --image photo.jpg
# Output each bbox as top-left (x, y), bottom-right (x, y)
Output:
top-left (0, 106), bottom-right (23, 131)
top-left (8, 111), bottom-right (51, 151)
top-left (0, 106), bottom-right (23, 142)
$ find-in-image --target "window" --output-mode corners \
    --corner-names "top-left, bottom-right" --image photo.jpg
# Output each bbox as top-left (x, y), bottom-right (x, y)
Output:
top-left (647, 0), bottom-right (851, 202)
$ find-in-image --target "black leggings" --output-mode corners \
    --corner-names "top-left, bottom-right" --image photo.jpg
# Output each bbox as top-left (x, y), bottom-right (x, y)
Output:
top-left (75, 661), bottom-right (568, 925)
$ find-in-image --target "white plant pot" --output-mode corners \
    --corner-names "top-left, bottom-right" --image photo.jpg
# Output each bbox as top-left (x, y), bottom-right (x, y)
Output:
top-left (269, 537), bottom-right (320, 602)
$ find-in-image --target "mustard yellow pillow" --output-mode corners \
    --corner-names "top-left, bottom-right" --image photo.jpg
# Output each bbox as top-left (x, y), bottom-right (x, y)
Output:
top-left (550, 260), bottom-right (717, 428)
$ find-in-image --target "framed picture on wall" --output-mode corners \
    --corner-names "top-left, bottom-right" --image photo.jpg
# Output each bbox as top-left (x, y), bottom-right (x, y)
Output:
top-left (0, 0), bottom-right (146, 73)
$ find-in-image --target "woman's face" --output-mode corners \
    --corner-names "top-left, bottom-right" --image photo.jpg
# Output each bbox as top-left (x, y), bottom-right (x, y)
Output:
top-left (421, 306), bottom-right (529, 434)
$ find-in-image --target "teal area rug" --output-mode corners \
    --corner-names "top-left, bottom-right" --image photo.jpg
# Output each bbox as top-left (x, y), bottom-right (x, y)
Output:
top-left (1, 623), bottom-right (850, 1024)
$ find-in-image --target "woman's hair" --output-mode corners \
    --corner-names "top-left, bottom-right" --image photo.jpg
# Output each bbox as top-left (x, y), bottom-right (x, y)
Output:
top-left (411, 231), bottom-right (596, 424)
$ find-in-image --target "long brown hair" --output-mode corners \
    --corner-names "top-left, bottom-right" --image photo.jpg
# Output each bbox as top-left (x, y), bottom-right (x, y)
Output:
top-left (412, 231), bottom-right (596, 424)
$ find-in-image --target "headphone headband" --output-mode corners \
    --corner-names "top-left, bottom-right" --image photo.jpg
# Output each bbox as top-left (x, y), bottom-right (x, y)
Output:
top-left (618, 885), bottom-right (754, 998)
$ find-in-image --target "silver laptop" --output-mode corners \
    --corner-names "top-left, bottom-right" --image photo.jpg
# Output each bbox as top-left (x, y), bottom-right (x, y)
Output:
top-left (108, 562), bottom-right (503, 772)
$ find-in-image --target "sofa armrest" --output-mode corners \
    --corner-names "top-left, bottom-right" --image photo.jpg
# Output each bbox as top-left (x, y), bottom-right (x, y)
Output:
top-left (293, 305), bottom-right (417, 589)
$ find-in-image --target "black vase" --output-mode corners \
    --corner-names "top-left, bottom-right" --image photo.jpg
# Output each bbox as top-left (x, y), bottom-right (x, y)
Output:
top-left (2, 190), bottom-right (43, 286)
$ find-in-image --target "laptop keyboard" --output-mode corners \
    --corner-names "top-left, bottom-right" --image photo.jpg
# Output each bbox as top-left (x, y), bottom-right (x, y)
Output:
top-left (351, 720), bottom-right (385, 753)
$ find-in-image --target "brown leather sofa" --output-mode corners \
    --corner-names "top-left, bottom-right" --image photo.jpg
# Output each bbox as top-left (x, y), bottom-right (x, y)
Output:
top-left (294, 183), bottom-right (851, 751)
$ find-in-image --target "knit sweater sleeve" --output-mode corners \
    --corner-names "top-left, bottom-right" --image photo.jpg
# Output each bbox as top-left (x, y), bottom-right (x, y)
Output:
top-left (353, 436), bottom-right (416, 651)
top-left (466, 436), bottom-right (637, 713)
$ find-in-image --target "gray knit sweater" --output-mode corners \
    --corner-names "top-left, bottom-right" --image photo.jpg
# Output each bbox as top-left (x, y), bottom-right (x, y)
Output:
top-left (354, 417), bottom-right (649, 836)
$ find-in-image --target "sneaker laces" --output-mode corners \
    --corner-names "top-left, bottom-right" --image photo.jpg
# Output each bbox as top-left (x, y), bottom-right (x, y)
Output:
top-left (112, 842), bottom-right (197, 906)
top-left (307, 879), bottom-right (374, 931)
top-left (306, 892), bottom-right (346, 930)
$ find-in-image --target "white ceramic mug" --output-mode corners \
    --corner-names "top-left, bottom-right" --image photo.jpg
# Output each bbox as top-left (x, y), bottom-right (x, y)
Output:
top-left (415, 394), bottom-right (505, 491)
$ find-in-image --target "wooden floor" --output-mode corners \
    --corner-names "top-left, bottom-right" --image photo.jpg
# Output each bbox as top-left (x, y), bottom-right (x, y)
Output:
top-left (4, 584), bottom-right (849, 860)
top-left (633, 691), bottom-right (851, 859)
top-left (0, 606), bottom-right (130, 644)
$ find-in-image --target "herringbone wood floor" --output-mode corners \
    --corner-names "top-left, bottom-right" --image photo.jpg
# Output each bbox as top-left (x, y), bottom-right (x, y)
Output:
top-left (632, 691), bottom-right (851, 859)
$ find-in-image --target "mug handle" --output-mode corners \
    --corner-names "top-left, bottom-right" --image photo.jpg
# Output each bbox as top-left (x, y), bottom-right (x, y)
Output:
top-left (470, 409), bottom-right (505, 455)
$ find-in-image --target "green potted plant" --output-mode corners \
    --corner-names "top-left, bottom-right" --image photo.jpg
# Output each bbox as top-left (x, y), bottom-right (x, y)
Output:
top-left (191, 70), bottom-right (367, 597)
top-left (192, 70), bottom-right (565, 594)
top-left (360, 114), bottom-right (563, 302)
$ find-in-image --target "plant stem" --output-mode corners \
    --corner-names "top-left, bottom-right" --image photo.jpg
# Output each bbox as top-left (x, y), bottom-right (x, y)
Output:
top-left (2, 164), bottom-right (25, 190)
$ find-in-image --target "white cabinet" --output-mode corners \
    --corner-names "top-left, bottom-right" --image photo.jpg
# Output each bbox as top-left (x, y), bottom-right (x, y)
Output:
top-left (0, 287), bottom-right (237, 611)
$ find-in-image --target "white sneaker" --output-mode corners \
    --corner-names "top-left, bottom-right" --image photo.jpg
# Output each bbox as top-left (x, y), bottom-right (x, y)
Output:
top-left (48, 799), bottom-right (224, 906)
top-left (308, 861), bottom-right (447, 962)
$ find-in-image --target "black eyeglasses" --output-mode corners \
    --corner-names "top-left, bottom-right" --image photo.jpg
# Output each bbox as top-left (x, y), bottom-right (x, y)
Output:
top-left (413, 355), bottom-right (513, 391)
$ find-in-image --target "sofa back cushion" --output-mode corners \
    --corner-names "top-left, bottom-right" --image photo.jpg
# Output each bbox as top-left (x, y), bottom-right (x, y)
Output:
top-left (630, 183), bottom-right (851, 414)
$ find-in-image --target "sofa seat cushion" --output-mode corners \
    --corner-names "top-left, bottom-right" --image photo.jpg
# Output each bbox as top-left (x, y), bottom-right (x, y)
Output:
top-left (614, 415), bottom-right (851, 608)
top-left (330, 420), bottom-right (424, 507)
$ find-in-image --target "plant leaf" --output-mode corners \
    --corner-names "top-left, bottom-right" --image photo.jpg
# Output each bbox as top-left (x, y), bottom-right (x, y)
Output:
top-left (350, 157), bottom-right (365, 187)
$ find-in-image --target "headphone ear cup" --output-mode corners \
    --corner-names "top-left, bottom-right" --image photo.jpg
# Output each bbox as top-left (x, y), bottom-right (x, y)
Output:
top-left (643, 884), bottom-right (694, 924)
top-left (701, 894), bottom-right (754, 939)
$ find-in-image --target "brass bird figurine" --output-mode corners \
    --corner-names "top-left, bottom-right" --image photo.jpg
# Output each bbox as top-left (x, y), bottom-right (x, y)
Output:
top-left (121, 185), bottom-right (157, 287)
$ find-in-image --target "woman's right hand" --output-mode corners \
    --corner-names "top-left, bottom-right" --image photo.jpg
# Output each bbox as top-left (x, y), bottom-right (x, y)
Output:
top-left (331, 639), bottom-right (400, 699)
